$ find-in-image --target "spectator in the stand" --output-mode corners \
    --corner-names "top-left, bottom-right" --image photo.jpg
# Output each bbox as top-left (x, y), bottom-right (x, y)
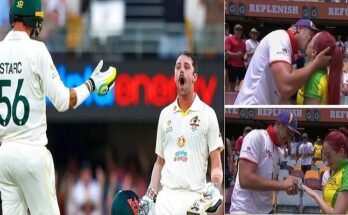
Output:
top-left (341, 66), bottom-right (348, 104)
top-left (158, 0), bottom-right (186, 59)
top-left (288, 136), bottom-right (300, 160)
top-left (344, 36), bottom-right (348, 56)
top-left (199, 0), bottom-right (224, 57)
top-left (225, 24), bottom-right (246, 92)
top-left (235, 126), bottom-right (252, 156)
top-left (225, 22), bottom-right (232, 91)
top-left (280, 146), bottom-right (289, 170)
top-left (121, 157), bottom-right (147, 197)
top-left (244, 28), bottom-right (259, 69)
top-left (313, 137), bottom-right (323, 162)
top-left (299, 133), bottom-right (314, 174)
top-left (225, 23), bottom-right (231, 39)
top-left (226, 137), bottom-right (235, 177)
top-left (70, 162), bottom-right (104, 215)
top-left (40, 0), bottom-right (67, 51)
top-left (336, 35), bottom-right (345, 54)
top-left (225, 137), bottom-right (235, 190)
top-left (65, 0), bottom-right (84, 53)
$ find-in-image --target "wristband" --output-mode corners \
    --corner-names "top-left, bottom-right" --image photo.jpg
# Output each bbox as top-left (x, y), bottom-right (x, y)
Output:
top-left (145, 187), bottom-right (157, 203)
top-left (73, 84), bottom-right (90, 109)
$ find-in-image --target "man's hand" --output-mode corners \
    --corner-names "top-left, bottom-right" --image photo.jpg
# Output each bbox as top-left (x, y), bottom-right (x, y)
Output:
top-left (87, 60), bottom-right (117, 96)
top-left (283, 176), bottom-right (299, 195)
top-left (139, 188), bottom-right (157, 215)
top-left (203, 183), bottom-right (223, 213)
top-left (313, 47), bottom-right (332, 70)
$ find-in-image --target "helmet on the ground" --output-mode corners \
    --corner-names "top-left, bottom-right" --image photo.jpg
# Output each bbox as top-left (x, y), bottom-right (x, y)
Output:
top-left (111, 190), bottom-right (147, 215)
top-left (9, 0), bottom-right (44, 37)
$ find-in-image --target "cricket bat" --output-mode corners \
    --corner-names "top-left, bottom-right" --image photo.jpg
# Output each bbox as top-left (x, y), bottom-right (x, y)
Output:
top-left (186, 196), bottom-right (212, 215)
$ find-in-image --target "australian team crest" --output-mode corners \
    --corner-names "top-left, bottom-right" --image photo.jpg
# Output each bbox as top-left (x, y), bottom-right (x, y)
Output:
top-left (177, 135), bottom-right (186, 148)
top-left (190, 116), bottom-right (200, 131)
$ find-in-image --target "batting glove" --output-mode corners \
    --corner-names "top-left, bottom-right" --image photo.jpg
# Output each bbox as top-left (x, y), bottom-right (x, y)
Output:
top-left (203, 182), bottom-right (223, 213)
top-left (140, 188), bottom-right (157, 215)
top-left (86, 60), bottom-right (117, 96)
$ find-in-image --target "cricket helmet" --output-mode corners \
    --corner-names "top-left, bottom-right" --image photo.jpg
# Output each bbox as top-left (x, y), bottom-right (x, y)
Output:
top-left (111, 190), bottom-right (148, 215)
top-left (9, 0), bottom-right (44, 37)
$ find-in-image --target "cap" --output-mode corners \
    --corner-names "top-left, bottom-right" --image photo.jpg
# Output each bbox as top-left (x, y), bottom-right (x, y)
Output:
top-left (250, 28), bottom-right (259, 34)
top-left (302, 133), bottom-right (308, 138)
top-left (277, 111), bottom-right (300, 135)
top-left (234, 24), bottom-right (243, 30)
top-left (294, 19), bottom-right (319, 31)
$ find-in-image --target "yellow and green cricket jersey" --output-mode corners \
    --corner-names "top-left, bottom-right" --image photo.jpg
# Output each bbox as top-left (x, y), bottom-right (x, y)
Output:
top-left (323, 159), bottom-right (348, 210)
top-left (313, 143), bottom-right (323, 159)
top-left (297, 68), bottom-right (328, 105)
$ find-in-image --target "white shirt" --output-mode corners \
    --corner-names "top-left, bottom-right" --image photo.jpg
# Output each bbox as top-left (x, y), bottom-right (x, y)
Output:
top-left (230, 129), bottom-right (281, 214)
top-left (344, 41), bottom-right (348, 53)
top-left (235, 30), bottom-right (292, 105)
top-left (299, 142), bottom-right (314, 166)
top-left (245, 39), bottom-right (259, 67)
top-left (280, 147), bottom-right (288, 162)
top-left (72, 180), bottom-right (101, 215)
top-left (155, 95), bottom-right (223, 192)
top-left (289, 141), bottom-right (299, 156)
top-left (341, 70), bottom-right (348, 104)
top-left (0, 31), bottom-right (70, 145)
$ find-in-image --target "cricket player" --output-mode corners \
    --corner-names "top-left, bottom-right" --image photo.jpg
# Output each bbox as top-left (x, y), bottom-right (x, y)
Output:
top-left (234, 19), bottom-right (331, 105)
top-left (140, 51), bottom-right (223, 215)
top-left (0, 0), bottom-right (116, 214)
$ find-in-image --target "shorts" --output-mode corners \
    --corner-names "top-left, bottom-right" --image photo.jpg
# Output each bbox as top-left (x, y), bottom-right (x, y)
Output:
top-left (155, 186), bottom-right (204, 215)
top-left (226, 65), bottom-right (246, 83)
top-left (0, 142), bottom-right (60, 215)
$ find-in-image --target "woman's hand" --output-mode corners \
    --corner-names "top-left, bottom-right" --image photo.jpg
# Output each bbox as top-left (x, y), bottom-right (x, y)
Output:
top-left (302, 184), bottom-right (319, 198)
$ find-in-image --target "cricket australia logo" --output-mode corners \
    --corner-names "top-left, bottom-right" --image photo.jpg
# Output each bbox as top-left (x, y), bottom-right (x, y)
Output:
top-left (189, 115), bottom-right (200, 131)
top-left (165, 120), bottom-right (173, 134)
top-left (177, 135), bottom-right (186, 148)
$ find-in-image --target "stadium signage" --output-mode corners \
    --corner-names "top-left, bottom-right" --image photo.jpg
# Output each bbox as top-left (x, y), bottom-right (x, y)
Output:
top-left (330, 110), bottom-right (348, 119)
top-left (226, 0), bottom-right (348, 20)
top-left (46, 57), bottom-right (223, 121)
top-left (328, 7), bottom-right (348, 16)
top-left (55, 65), bottom-right (218, 108)
top-left (226, 108), bottom-right (348, 123)
top-left (249, 4), bottom-right (299, 15)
